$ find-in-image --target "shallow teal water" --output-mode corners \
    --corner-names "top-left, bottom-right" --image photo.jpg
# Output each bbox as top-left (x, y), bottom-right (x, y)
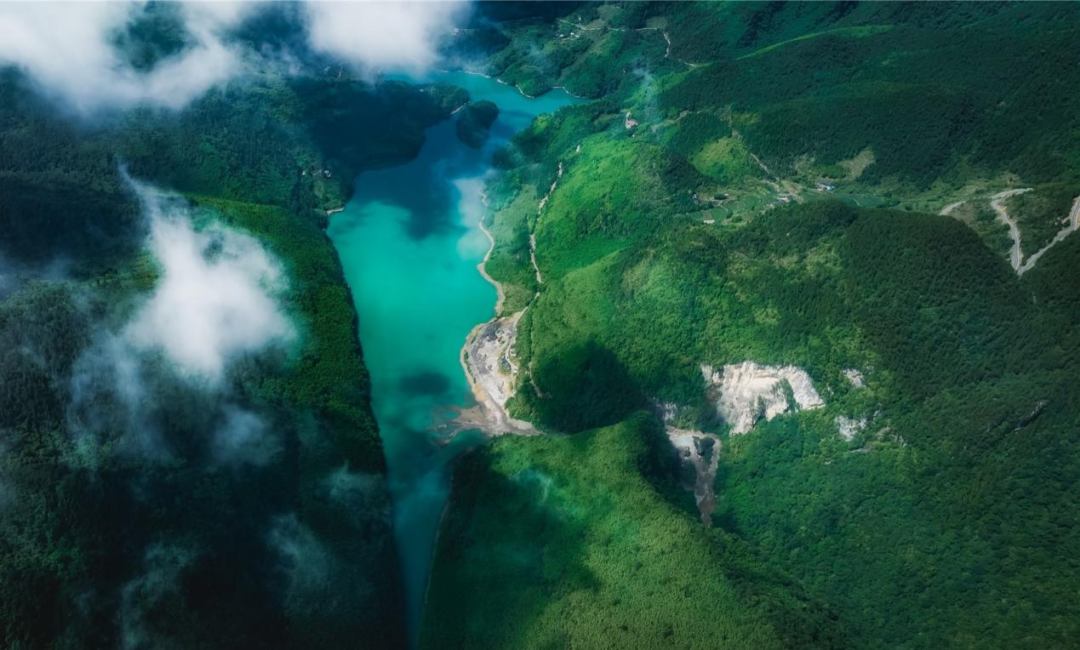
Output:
top-left (327, 72), bottom-right (579, 638)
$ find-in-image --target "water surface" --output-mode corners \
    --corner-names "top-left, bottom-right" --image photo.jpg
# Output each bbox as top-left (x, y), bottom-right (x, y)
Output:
top-left (327, 72), bottom-right (580, 639)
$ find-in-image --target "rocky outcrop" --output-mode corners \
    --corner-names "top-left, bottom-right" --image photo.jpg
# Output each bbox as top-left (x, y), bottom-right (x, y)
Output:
top-left (656, 402), bottom-right (721, 526)
top-left (843, 368), bottom-right (866, 389)
top-left (456, 311), bottom-right (539, 436)
top-left (835, 415), bottom-right (868, 441)
top-left (701, 361), bottom-right (824, 434)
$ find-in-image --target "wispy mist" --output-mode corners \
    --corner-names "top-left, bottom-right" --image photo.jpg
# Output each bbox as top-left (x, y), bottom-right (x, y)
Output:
top-left (213, 404), bottom-right (282, 466)
top-left (66, 177), bottom-right (294, 464)
top-left (120, 544), bottom-right (197, 650)
top-left (125, 179), bottom-right (294, 383)
top-left (0, 2), bottom-right (253, 113)
top-left (269, 514), bottom-right (335, 605)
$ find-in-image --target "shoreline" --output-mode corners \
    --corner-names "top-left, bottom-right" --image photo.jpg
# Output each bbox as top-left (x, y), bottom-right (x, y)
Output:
top-left (552, 84), bottom-right (590, 100)
top-left (473, 190), bottom-right (506, 314)
top-left (454, 185), bottom-right (540, 438)
top-left (457, 68), bottom-right (590, 102)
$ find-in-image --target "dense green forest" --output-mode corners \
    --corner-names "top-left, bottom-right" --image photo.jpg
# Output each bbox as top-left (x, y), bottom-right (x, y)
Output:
top-left (4, 1), bottom-right (1080, 648)
top-left (425, 2), bottom-right (1080, 648)
top-left (0, 39), bottom-right (465, 648)
top-left (423, 415), bottom-right (845, 649)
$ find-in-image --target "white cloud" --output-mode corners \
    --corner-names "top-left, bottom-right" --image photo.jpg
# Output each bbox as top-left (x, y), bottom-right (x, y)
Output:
top-left (0, 2), bottom-right (252, 113)
top-left (0, 1), bottom-right (471, 111)
top-left (125, 178), bottom-right (295, 383)
top-left (66, 178), bottom-right (293, 463)
top-left (304, 0), bottom-right (469, 76)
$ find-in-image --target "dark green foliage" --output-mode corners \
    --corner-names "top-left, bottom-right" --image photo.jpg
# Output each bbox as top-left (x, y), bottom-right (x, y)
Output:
top-left (473, 1), bottom-right (1080, 190)
top-left (0, 201), bottom-right (407, 650)
top-left (0, 59), bottom-right (464, 647)
top-left (118, 77), bottom-right (457, 214)
top-left (423, 415), bottom-right (846, 649)
top-left (528, 340), bottom-right (644, 433)
top-left (440, 3), bottom-right (1080, 647)
top-left (658, 3), bottom-right (1080, 188)
top-left (455, 99), bottom-right (499, 148)
top-left (0, 67), bottom-right (453, 272)
top-left (0, 283), bottom-right (88, 430)
top-left (111, 2), bottom-right (193, 72)
top-left (0, 72), bottom-right (142, 267)
top-left (5, 2), bottom-right (1080, 647)
top-left (194, 197), bottom-right (385, 471)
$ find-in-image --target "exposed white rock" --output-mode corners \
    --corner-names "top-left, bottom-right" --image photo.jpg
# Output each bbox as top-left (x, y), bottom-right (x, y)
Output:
top-left (843, 368), bottom-right (866, 389)
top-left (666, 426), bottom-right (721, 526)
top-left (655, 400), bottom-right (721, 525)
top-left (455, 311), bottom-right (538, 437)
top-left (655, 401), bottom-right (681, 426)
top-left (701, 361), bottom-right (824, 434)
top-left (835, 415), bottom-right (868, 441)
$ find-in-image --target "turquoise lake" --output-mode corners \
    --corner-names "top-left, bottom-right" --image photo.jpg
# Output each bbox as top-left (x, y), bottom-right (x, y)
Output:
top-left (327, 72), bottom-right (579, 638)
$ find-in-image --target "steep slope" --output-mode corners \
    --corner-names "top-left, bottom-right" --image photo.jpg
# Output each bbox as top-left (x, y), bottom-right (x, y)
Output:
top-left (425, 2), bottom-right (1080, 647)
top-left (423, 415), bottom-right (845, 649)
top-left (0, 66), bottom-right (461, 647)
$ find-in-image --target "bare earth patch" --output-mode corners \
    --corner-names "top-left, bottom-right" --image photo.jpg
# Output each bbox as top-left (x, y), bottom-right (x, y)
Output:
top-left (702, 361), bottom-right (824, 434)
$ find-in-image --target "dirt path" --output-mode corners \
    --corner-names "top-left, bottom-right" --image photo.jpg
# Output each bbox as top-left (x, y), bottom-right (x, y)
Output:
top-left (455, 159), bottom-right (570, 437)
top-left (990, 188), bottom-right (1032, 272)
top-left (530, 162), bottom-right (563, 284)
top-left (475, 212), bottom-right (506, 314)
top-left (1018, 194), bottom-right (1080, 275)
top-left (529, 234), bottom-right (543, 286)
top-left (558, 18), bottom-right (602, 32)
top-left (939, 200), bottom-right (965, 216)
top-left (748, 151), bottom-right (775, 180)
top-left (536, 162), bottom-right (562, 215)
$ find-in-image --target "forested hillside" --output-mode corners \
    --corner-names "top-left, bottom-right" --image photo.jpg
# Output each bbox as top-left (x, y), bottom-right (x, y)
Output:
top-left (425, 2), bottom-right (1080, 647)
top-left (0, 55), bottom-right (462, 648)
top-left (3, 1), bottom-right (1080, 648)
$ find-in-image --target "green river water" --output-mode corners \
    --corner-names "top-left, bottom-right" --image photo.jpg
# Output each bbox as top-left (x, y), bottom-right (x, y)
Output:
top-left (327, 72), bottom-right (579, 638)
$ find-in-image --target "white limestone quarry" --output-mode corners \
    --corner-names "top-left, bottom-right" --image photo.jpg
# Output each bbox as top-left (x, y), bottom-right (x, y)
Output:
top-left (701, 361), bottom-right (824, 434)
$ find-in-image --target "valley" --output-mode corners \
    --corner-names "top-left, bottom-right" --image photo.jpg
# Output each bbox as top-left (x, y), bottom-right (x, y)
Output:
top-left (1, 3), bottom-right (1080, 649)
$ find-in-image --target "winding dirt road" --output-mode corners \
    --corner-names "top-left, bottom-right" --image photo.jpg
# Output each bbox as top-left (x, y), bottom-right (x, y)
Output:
top-left (990, 188), bottom-right (1032, 272)
top-left (1018, 194), bottom-right (1080, 275)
